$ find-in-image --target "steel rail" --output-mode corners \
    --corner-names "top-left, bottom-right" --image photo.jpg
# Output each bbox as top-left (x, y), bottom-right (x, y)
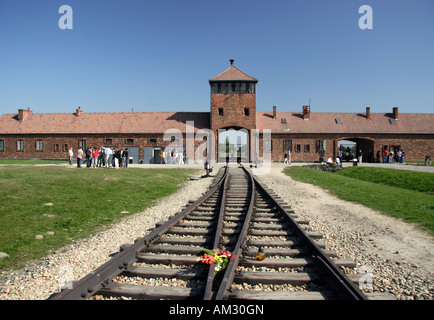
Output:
top-left (252, 174), bottom-right (368, 300)
top-left (214, 164), bottom-right (256, 300)
top-left (202, 173), bottom-right (230, 300)
top-left (48, 165), bottom-right (229, 300)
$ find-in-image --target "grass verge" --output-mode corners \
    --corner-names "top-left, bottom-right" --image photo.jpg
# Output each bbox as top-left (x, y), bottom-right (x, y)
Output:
top-left (284, 166), bottom-right (434, 237)
top-left (0, 166), bottom-right (198, 270)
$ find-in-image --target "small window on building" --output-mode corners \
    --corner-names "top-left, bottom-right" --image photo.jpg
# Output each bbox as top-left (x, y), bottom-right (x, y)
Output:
top-left (149, 138), bottom-right (157, 143)
top-left (218, 108), bottom-right (224, 116)
top-left (244, 108), bottom-right (250, 116)
top-left (17, 140), bottom-right (24, 151)
top-left (295, 144), bottom-right (301, 153)
top-left (284, 140), bottom-right (292, 152)
top-left (304, 144), bottom-right (310, 153)
top-left (281, 118), bottom-right (287, 124)
top-left (54, 144), bottom-right (60, 152)
top-left (0, 140), bottom-right (4, 151)
top-left (126, 139), bottom-right (134, 144)
top-left (79, 140), bottom-right (86, 151)
top-left (105, 139), bottom-right (112, 144)
top-left (36, 140), bottom-right (43, 151)
top-left (64, 144), bottom-right (68, 151)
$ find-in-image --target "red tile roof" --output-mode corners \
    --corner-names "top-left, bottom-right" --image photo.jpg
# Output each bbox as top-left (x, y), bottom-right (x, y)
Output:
top-left (1, 110), bottom-right (432, 135)
top-left (0, 111), bottom-right (210, 134)
top-left (210, 66), bottom-right (258, 82)
top-left (256, 112), bottom-right (434, 134)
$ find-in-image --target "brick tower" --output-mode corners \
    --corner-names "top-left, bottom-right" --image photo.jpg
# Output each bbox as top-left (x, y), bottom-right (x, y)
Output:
top-left (209, 60), bottom-right (258, 162)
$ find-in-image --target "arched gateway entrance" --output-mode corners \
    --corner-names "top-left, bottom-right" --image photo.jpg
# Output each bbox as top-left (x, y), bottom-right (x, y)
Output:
top-left (217, 127), bottom-right (249, 163)
top-left (337, 138), bottom-right (375, 163)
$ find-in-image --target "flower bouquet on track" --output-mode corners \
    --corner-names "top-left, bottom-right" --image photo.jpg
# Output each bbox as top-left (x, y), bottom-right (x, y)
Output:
top-left (198, 248), bottom-right (233, 275)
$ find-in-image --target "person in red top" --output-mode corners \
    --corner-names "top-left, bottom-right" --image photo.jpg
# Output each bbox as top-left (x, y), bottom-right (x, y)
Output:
top-left (92, 147), bottom-right (99, 168)
top-left (382, 148), bottom-right (389, 163)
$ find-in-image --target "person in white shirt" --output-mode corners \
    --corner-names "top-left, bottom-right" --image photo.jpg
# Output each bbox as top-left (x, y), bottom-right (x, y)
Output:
top-left (68, 147), bottom-right (73, 165)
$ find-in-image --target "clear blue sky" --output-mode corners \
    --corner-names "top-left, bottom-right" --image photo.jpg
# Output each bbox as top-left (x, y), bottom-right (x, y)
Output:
top-left (0, 0), bottom-right (433, 115)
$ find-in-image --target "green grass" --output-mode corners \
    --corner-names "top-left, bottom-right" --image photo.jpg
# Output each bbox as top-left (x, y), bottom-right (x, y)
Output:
top-left (284, 166), bottom-right (434, 236)
top-left (0, 166), bottom-right (198, 270)
top-left (335, 167), bottom-right (434, 193)
top-left (0, 159), bottom-right (65, 165)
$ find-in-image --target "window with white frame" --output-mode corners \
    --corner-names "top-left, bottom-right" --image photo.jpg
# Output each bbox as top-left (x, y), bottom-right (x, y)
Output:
top-left (17, 140), bottom-right (24, 151)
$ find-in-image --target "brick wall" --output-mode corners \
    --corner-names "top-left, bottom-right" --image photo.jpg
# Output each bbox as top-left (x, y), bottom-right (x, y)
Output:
top-left (1, 133), bottom-right (432, 163)
top-left (210, 93), bottom-right (256, 132)
top-left (262, 134), bottom-right (434, 162)
top-left (0, 133), bottom-right (206, 162)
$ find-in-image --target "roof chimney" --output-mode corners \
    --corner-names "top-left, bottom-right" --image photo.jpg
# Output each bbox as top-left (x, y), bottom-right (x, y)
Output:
top-left (273, 106), bottom-right (276, 119)
top-left (302, 105), bottom-right (311, 120)
top-left (393, 107), bottom-right (398, 120)
top-left (229, 59), bottom-right (234, 66)
top-left (18, 108), bottom-right (31, 121)
top-left (366, 106), bottom-right (371, 119)
top-left (76, 106), bottom-right (82, 116)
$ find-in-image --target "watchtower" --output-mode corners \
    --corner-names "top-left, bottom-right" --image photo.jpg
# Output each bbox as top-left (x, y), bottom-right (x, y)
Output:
top-left (209, 60), bottom-right (258, 162)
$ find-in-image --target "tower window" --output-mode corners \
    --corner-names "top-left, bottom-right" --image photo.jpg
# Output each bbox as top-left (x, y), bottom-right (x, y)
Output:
top-left (218, 108), bottom-right (224, 116)
top-left (221, 83), bottom-right (227, 93)
top-left (248, 83), bottom-right (255, 93)
top-left (241, 83), bottom-right (246, 93)
top-left (234, 82), bottom-right (240, 93)
top-left (244, 108), bottom-right (250, 116)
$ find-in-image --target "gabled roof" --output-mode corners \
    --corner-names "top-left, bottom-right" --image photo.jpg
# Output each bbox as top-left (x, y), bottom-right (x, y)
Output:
top-left (210, 65), bottom-right (258, 82)
top-left (256, 112), bottom-right (434, 134)
top-left (0, 111), bottom-right (210, 134)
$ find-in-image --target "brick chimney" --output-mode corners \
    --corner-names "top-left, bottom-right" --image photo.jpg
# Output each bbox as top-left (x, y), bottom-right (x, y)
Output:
top-left (302, 106), bottom-right (311, 120)
top-left (366, 107), bottom-right (371, 119)
top-left (393, 107), bottom-right (398, 120)
top-left (76, 106), bottom-right (82, 116)
top-left (273, 106), bottom-right (276, 119)
top-left (18, 108), bottom-right (31, 121)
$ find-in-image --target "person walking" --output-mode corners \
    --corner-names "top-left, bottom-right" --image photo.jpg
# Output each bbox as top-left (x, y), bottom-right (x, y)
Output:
top-left (68, 147), bottom-right (73, 165)
top-left (77, 147), bottom-right (83, 168)
top-left (357, 149), bottom-right (363, 164)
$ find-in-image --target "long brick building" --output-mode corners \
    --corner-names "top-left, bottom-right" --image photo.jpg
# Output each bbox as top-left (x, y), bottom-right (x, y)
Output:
top-left (0, 62), bottom-right (433, 163)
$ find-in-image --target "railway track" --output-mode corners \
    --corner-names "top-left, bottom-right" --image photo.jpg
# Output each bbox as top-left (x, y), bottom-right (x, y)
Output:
top-left (49, 164), bottom-right (372, 300)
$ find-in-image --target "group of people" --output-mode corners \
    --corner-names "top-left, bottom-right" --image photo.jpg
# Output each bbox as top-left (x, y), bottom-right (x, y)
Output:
top-left (69, 146), bottom-right (129, 168)
top-left (283, 150), bottom-right (291, 164)
top-left (377, 149), bottom-right (406, 164)
top-left (160, 149), bottom-right (184, 165)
